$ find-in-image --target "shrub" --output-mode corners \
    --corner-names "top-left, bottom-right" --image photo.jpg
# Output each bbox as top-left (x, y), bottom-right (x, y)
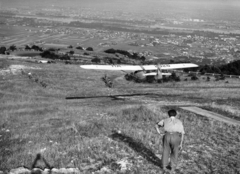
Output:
top-left (76, 46), bottom-right (83, 50)
top-left (121, 106), bottom-right (157, 122)
top-left (191, 75), bottom-right (199, 80)
top-left (69, 50), bottom-right (74, 55)
top-left (91, 57), bottom-right (101, 63)
top-left (76, 121), bottom-right (105, 137)
top-left (0, 46), bottom-right (6, 54)
top-left (86, 47), bottom-right (94, 51)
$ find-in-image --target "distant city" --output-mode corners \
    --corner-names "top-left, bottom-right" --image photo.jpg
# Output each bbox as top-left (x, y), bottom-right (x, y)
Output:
top-left (1, 0), bottom-right (240, 65)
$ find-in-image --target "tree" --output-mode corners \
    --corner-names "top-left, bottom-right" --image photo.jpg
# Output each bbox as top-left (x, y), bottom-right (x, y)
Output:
top-left (191, 75), bottom-right (198, 80)
top-left (76, 46), bottom-right (83, 50)
top-left (117, 59), bottom-right (121, 64)
top-left (104, 48), bottom-right (116, 54)
top-left (69, 50), bottom-right (74, 55)
top-left (86, 47), bottom-right (93, 51)
top-left (48, 48), bottom-right (56, 52)
top-left (25, 45), bottom-right (31, 50)
top-left (141, 56), bottom-right (146, 62)
top-left (146, 76), bottom-right (155, 83)
top-left (61, 54), bottom-right (70, 60)
top-left (132, 53), bottom-right (138, 59)
top-left (108, 58), bottom-right (113, 64)
top-left (91, 57), bottom-right (101, 63)
top-left (219, 74), bottom-right (225, 80)
top-left (31, 45), bottom-right (42, 51)
top-left (211, 66), bottom-right (221, 74)
top-left (0, 46), bottom-right (6, 54)
top-left (40, 50), bottom-right (55, 59)
top-left (9, 45), bottom-right (17, 51)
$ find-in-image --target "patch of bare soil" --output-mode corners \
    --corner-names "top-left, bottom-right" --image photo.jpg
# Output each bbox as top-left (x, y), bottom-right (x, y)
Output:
top-left (0, 65), bottom-right (41, 75)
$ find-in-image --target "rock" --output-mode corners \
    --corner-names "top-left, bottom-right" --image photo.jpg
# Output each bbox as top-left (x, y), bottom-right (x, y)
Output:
top-left (42, 168), bottom-right (51, 174)
top-left (31, 168), bottom-right (43, 174)
top-left (9, 167), bottom-right (31, 174)
top-left (51, 168), bottom-right (80, 174)
top-left (50, 168), bottom-right (59, 174)
top-left (98, 166), bottom-right (111, 173)
top-left (80, 161), bottom-right (102, 171)
top-left (9, 167), bottom-right (80, 174)
top-left (65, 168), bottom-right (81, 174)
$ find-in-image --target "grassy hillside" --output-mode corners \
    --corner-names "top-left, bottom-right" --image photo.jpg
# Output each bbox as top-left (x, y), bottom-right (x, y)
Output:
top-left (0, 59), bottom-right (240, 173)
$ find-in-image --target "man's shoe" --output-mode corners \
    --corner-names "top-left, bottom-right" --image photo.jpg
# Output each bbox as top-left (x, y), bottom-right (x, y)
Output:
top-left (166, 165), bottom-right (172, 170)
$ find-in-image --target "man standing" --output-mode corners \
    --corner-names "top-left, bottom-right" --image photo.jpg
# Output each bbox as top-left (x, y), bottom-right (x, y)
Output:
top-left (155, 109), bottom-right (185, 173)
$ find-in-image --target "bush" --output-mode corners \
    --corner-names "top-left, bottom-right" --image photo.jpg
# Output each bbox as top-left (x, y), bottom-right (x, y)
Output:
top-left (121, 106), bottom-right (157, 122)
top-left (76, 121), bottom-right (104, 138)
top-left (69, 50), bottom-right (74, 55)
top-left (91, 57), bottom-right (101, 63)
top-left (25, 45), bottom-right (31, 50)
top-left (9, 45), bottom-right (17, 51)
top-left (0, 47), bottom-right (6, 54)
top-left (86, 47), bottom-right (93, 51)
top-left (191, 75), bottom-right (199, 80)
top-left (174, 76), bottom-right (181, 82)
top-left (219, 74), bottom-right (225, 80)
top-left (146, 76), bottom-right (155, 83)
top-left (104, 48), bottom-right (117, 54)
top-left (31, 45), bottom-right (42, 51)
top-left (76, 46), bottom-right (83, 50)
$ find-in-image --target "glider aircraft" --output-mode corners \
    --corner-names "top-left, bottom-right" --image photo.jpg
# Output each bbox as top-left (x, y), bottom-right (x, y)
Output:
top-left (80, 63), bottom-right (199, 80)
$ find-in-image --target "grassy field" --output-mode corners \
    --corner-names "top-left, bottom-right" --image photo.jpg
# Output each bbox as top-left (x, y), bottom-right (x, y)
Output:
top-left (0, 58), bottom-right (240, 173)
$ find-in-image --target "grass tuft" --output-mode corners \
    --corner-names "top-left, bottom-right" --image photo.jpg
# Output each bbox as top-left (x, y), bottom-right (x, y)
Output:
top-left (121, 105), bottom-right (158, 122)
top-left (0, 59), bottom-right (10, 69)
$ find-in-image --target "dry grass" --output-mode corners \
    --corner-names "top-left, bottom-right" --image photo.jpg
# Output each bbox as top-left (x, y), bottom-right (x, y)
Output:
top-left (0, 59), bottom-right (10, 69)
top-left (1, 59), bottom-right (240, 173)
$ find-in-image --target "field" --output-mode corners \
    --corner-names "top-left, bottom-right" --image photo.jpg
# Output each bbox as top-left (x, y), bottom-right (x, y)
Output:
top-left (0, 25), bottom-right (178, 57)
top-left (0, 58), bottom-right (240, 173)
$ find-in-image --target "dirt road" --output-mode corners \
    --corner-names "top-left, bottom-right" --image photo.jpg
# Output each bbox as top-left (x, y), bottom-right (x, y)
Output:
top-left (180, 106), bottom-right (240, 125)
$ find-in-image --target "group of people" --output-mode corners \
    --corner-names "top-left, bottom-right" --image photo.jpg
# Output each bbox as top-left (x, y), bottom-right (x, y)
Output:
top-left (155, 109), bottom-right (185, 174)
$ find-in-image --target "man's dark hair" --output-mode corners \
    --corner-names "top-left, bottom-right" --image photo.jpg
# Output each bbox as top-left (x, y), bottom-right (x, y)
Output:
top-left (168, 109), bottom-right (177, 117)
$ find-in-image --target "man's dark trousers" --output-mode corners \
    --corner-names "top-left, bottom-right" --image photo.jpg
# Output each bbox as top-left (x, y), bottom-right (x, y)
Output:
top-left (162, 132), bottom-right (181, 169)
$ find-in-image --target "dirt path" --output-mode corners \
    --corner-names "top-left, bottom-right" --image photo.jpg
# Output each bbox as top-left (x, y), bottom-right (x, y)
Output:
top-left (180, 106), bottom-right (240, 125)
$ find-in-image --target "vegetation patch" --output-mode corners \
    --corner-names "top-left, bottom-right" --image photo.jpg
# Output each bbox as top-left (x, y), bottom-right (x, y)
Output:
top-left (121, 106), bottom-right (158, 122)
top-left (75, 121), bottom-right (105, 138)
top-left (0, 59), bottom-right (9, 69)
top-left (0, 128), bottom-right (27, 171)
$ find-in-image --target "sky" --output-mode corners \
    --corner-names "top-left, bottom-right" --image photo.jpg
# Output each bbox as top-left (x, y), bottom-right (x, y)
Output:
top-left (1, 0), bottom-right (240, 8)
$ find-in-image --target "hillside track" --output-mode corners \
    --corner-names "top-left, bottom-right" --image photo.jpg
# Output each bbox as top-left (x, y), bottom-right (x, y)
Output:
top-left (180, 106), bottom-right (240, 125)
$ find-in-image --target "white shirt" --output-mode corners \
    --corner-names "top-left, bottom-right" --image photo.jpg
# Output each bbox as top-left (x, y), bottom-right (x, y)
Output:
top-left (157, 117), bottom-right (185, 134)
